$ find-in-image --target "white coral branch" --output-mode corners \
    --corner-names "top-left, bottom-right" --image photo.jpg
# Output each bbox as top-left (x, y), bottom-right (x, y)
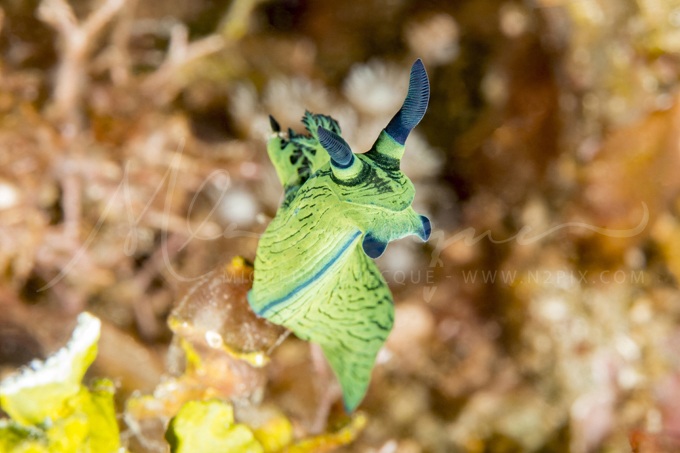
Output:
top-left (141, 23), bottom-right (224, 104)
top-left (37, 0), bottom-right (126, 130)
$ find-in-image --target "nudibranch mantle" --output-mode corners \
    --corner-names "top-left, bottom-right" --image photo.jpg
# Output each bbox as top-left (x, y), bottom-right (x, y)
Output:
top-left (248, 59), bottom-right (431, 412)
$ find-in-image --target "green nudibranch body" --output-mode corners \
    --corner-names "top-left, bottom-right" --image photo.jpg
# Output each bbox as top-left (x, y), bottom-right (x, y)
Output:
top-left (248, 59), bottom-right (431, 412)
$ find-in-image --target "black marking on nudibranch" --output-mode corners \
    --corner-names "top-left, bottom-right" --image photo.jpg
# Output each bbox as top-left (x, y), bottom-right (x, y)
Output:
top-left (269, 115), bottom-right (281, 132)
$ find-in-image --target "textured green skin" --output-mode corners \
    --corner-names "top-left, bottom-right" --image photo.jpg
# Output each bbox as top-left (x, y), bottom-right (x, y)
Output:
top-left (249, 112), bottom-right (428, 412)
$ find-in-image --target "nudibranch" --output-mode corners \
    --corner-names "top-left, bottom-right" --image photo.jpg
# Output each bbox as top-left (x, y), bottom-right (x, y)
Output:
top-left (248, 59), bottom-right (431, 411)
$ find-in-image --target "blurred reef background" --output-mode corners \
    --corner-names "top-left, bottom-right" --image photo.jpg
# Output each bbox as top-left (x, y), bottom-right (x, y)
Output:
top-left (2, 0), bottom-right (680, 451)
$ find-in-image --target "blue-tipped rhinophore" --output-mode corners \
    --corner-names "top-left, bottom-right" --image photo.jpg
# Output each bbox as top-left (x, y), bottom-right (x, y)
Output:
top-left (317, 126), bottom-right (354, 168)
top-left (384, 59), bottom-right (430, 145)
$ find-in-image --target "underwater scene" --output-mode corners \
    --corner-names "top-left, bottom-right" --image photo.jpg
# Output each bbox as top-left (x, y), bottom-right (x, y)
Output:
top-left (1, 0), bottom-right (680, 452)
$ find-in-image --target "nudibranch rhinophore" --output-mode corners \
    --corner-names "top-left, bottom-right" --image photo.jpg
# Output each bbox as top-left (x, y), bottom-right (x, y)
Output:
top-left (248, 59), bottom-right (432, 412)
